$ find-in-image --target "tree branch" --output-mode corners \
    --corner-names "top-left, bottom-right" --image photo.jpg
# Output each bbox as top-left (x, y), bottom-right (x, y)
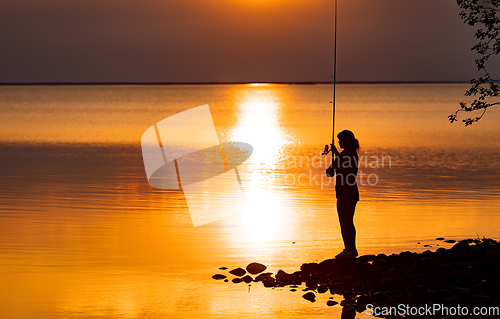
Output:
top-left (451, 0), bottom-right (500, 125)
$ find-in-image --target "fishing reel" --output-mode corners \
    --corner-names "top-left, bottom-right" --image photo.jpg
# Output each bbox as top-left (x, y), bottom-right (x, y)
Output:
top-left (322, 144), bottom-right (332, 155)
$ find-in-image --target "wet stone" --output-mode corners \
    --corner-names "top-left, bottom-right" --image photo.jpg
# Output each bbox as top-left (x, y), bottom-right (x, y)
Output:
top-left (302, 292), bottom-right (316, 302)
top-left (327, 300), bottom-right (338, 306)
top-left (219, 267), bottom-right (228, 270)
top-left (232, 278), bottom-right (243, 284)
top-left (358, 254), bottom-right (376, 262)
top-left (229, 267), bottom-right (246, 276)
top-left (262, 278), bottom-right (276, 287)
top-left (212, 274), bottom-right (227, 280)
top-left (246, 262), bottom-right (267, 275)
top-left (301, 262), bottom-right (319, 274)
top-left (254, 272), bottom-right (273, 282)
top-left (317, 285), bottom-right (329, 293)
top-left (225, 237), bottom-right (500, 312)
top-left (306, 280), bottom-right (318, 290)
top-left (242, 275), bottom-right (253, 283)
top-left (275, 269), bottom-right (290, 282)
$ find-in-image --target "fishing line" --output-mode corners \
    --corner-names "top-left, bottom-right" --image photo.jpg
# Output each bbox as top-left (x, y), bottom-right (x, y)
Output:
top-left (323, 0), bottom-right (337, 161)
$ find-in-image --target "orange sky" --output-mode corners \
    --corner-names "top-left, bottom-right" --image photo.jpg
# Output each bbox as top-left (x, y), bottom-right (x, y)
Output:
top-left (0, 0), bottom-right (495, 83)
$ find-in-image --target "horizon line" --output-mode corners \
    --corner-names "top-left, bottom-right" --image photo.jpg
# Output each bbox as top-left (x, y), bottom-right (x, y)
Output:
top-left (0, 81), bottom-right (472, 86)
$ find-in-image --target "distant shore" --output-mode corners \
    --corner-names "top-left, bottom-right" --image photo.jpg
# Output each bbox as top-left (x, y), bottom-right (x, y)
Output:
top-left (214, 238), bottom-right (500, 318)
top-left (0, 81), bottom-right (471, 86)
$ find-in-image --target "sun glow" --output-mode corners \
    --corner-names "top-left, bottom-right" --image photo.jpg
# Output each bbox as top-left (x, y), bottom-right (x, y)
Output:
top-left (229, 87), bottom-right (291, 242)
top-left (239, 189), bottom-right (284, 242)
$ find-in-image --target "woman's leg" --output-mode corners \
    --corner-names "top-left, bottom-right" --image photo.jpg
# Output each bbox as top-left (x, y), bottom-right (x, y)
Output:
top-left (337, 199), bottom-right (357, 251)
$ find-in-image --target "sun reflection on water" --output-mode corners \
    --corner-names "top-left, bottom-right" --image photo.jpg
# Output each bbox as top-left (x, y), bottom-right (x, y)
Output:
top-left (228, 87), bottom-right (292, 243)
top-left (239, 189), bottom-right (284, 243)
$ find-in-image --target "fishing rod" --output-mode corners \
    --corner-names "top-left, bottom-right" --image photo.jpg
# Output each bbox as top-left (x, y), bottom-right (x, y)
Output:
top-left (322, 0), bottom-right (337, 161)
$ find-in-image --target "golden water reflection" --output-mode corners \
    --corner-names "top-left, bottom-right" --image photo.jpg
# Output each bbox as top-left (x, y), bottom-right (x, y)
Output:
top-left (230, 85), bottom-right (291, 174)
top-left (229, 85), bottom-right (293, 243)
top-left (1, 84), bottom-right (500, 319)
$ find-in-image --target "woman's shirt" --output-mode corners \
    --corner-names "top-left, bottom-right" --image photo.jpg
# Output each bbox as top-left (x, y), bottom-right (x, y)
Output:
top-left (333, 149), bottom-right (359, 202)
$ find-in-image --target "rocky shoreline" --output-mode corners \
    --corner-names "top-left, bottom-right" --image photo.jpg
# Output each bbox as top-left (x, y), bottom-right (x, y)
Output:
top-left (213, 238), bottom-right (500, 318)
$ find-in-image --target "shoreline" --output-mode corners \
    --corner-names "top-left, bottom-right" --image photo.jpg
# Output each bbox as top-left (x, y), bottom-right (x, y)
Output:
top-left (214, 237), bottom-right (500, 318)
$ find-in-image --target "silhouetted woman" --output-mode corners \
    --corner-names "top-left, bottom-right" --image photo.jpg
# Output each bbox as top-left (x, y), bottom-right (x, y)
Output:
top-left (331, 130), bottom-right (359, 258)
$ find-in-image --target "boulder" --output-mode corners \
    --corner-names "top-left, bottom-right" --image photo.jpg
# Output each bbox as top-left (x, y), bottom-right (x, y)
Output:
top-left (246, 262), bottom-right (267, 274)
top-left (229, 267), bottom-right (246, 276)
top-left (242, 275), bottom-right (253, 283)
top-left (326, 300), bottom-right (338, 306)
top-left (302, 292), bottom-right (316, 302)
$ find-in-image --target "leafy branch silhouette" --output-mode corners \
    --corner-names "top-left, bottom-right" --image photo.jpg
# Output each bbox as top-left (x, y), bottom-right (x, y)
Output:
top-left (450, 0), bottom-right (500, 126)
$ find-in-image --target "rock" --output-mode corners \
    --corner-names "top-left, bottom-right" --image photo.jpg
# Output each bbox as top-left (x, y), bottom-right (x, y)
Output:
top-left (422, 250), bottom-right (432, 256)
top-left (290, 271), bottom-right (305, 282)
top-left (224, 279), bottom-right (228, 282)
top-left (242, 275), bottom-right (253, 283)
top-left (229, 267), bottom-right (246, 276)
top-left (232, 278), bottom-right (243, 283)
top-left (436, 237), bottom-right (445, 240)
top-left (219, 267), bottom-right (228, 270)
top-left (317, 285), bottom-right (328, 293)
top-left (318, 258), bottom-right (364, 274)
top-left (275, 269), bottom-right (290, 282)
top-left (263, 277), bottom-right (276, 287)
top-left (212, 274), bottom-right (227, 280)
top-left (444, 239), bottom-right (456, 243)
top-left (301, 262), bottom-right (319, 274)
top-left (451, 241), bottom-right (470, 251)
top-left (306, 280), bottom-right (318, 290)
top-left (358, 254), bottom-right (376, 262)
top-left (254, 272), bottom-right (273, 282)
top-left (228, 237), bottom-right (500, 311)
top-left (326, 300), bottom-right (338, 306)
top-left (290, 289), bottom-right (297, 292)
top-left (246, 262), bottom-right (267, 274)
top-left (302, 292), bottom-right (316, 302)
top-left (292, 242), bottom-right (296, 244)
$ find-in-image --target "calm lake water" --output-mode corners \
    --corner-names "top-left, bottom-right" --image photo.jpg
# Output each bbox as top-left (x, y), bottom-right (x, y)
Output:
top-left (0, 84), bottom-right (499, 318)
